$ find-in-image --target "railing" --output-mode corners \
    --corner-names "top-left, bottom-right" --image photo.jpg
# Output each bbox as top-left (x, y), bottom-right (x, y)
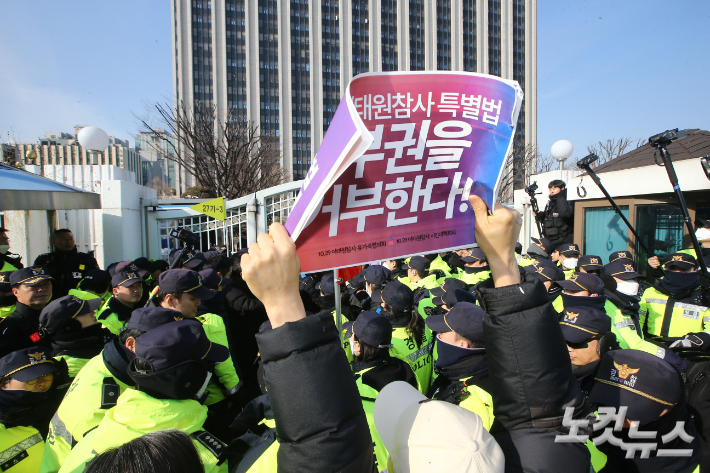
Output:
top-left (153, 180), bottom-right (303, 259)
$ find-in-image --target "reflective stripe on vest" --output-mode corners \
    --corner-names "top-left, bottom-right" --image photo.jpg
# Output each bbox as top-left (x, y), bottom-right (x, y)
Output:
top-left (0, 432), bottom-right (42, 465)
top-left (50, 412), bottom-right (76, 447)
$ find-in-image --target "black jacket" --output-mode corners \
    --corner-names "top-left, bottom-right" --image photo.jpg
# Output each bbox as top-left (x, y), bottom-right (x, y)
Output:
top-left (428, 351), bottom-right (491, 400)
top-left (541, 189), bottom-right (574, 240)
top-left (256, 312), bottom-right (375, 472)
top-left (571, 360), bottom-right (599, 399)
top-left (478, 277), bottom-right (591, 473)
top-left (354, 356), bottom-right (418, 393)
top-left (34, 247), bottom-right (99, 299)
top-left (0, 303), bottom-right (51, 358)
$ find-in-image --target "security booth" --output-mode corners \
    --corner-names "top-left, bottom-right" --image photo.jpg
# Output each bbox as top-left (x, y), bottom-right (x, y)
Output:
top-left (571, 129), bottom-right (710, 275)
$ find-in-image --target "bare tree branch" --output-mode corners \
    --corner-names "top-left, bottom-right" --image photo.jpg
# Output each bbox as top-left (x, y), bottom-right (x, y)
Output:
top-left (498, 142), bottom-right (542, 203)
top-left (137, 101), bottom-right (288, 199)
top-left (568, 137), bottom-right (640, 170)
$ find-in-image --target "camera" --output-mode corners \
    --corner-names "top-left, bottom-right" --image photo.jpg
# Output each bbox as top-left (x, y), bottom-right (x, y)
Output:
top-left (702, 155), bottom-right (710, 181)
top-left (524, 181), bottom-right (539, 196)
top-left (170, 228), bottom-right (200, 247)
top-left (648, 129), bottom-right (686, 148)
top-left (577, 153), bottom-right (599, 168)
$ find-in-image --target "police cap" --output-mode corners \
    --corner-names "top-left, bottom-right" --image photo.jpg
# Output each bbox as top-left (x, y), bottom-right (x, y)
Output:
top-left (425, 302), bottom-right (484, 344)
top-left (363, 265), bottom-right (392, 286)
top-left (462, 248), bottom-right (487, 264)
top-left (115, 261), bottom-right (148, 279)
top-left (663, 252), bottom-right (697, 271)
top-left (557, 243), bottom-right (581, 257)
top-left (0, 347), bottom-right (59, 382)
top-left (9, 266), bottom-right (53, 287)
top-left (523, 263), bottom-right (564, 283)
top-left (381, 280), bottom-right (414, 312)
top-left (208, 245), bottom-right (228, 254)
top-left (589, 349), bottom-right (682, 426)
top-left (430, 278), bottom-right (468, 298)
top-left (133, 257), bottom-right (151, 270)
top-left (554, 273), bottom-right (605, 295)
top-left (559, 306), bottom-right (611, 344)
top-left (402, 256), bottom-right (430, 274)
top-left (353, 312), bottom-right (393, 348)
top-left (126, 307), bottom-right (185, 332)
top-left (158, 269), bottom-right (216, 301)
top-left (370, 289), bottom-right (384, 307)
top-left (198, 269), bottom-right (232, 290)
top-left (133, 319), bottom-right (229, 372)
top-left (316, 273), bottom-right (335, 296)
top-left (440, 288), bottom-right (477, 308)
top-left (38, 295), bottom-right (102, 337)
top-left (348, 271), bottom-right (366, 291)
top-left (112, 271), bottom-right (143, 288)
top-left (0, 271), bottom-right (13, 292)
top-left (577, 255), bottom-right (603, 273)
top-left (531, 237), bottom-right (555, 255)
top-left (82, 269), bottom-right (111, 286)
top-left (603, 261), bottom-right (644, 280)
top-left (169, 249), bottom-right (205, 270)
top-left (608, 251), bottom-right (633, 264)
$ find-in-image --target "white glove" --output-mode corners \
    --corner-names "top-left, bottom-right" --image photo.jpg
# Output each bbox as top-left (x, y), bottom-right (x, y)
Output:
top-left (670, 338), bottom-right (692, 348)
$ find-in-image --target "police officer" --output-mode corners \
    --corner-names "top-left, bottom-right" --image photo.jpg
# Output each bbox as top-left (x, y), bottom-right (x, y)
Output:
top-left (399, 256), bottom-right (440, 290)
top-left (432, 288), bottom-right (478, 313)
top-left (638, 253), bottom-right (710, 349)
top-left (0, 268), bottom-right (54, 358)
top-left (40, 307), bottom-right (183, 472)
top-left (33, 230), bottom-right (98, 300)
top-left (603, 260), bottom-right (644, 322)
top-left (382, 258), bottom-right (407, 280)
top-left (363, 265), bottom-right (391, 297)
top-left (169, 248), bottom-right (206, 271)
top-left (576, 255), bottom-right (603, 276)
top-left (559, 306), bottom-right (614, 397)
top-left (155, 270), bottom-right (242, 408)
top-left (518, 236), bottom-right (556, 267)
top-left (347, 311), bottom-right (417, 470)
top-left (609, 250), bottom-right (635, 265)
top-left (315, 273), bottom-right (358, 322)
top-left (0, 227), bottom-right (23, 271)
top-left (523, 261), bottom-right (565, 300)
top-left (457, 248), bottom-right (491, 285)
top-left (380, 280), bottom-right (433, 394)
top-left (552, 272), bottom-right (688, 373)
top-left (58, 321), bottom-right (231, 473)
top-left (424, 253), bottom-right (453, 275)
top-left (0, 272), bottom-right (16, 317)
top-left (556, 243), bottom-right (581, 279)
top-left (442, 248), bottom-right (471, 273)
top-left (418, 278), bottom-right (468, 318)
top-left (536, 179), bottom-right (574, 246)
top-left (0, 348), bottom-right (69, 473)
top-left (346, 271), bottom-right (371, 312)
top-left (67, 269), bottom-right (111, 304)
top-left (587, 350), bottom-right (701, 471)
top-left (37, 296), bottom-right (107, 378)
top-left (95, 272), bottom-right (144, 335)
top-left (425, 302), bottom-right (494, 430)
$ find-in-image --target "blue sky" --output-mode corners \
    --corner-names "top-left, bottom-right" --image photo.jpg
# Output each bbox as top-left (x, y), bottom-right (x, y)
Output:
top-left (1, 0), bottom-right (708, 158)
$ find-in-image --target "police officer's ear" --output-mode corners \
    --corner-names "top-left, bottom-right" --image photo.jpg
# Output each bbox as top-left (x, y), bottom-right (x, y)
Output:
top-left (125, 337), bottom-right (137, 353)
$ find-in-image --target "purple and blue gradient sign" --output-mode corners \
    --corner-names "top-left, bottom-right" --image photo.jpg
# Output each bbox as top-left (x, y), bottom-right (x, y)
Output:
top-left (285, 72), bottom-right (523, 273)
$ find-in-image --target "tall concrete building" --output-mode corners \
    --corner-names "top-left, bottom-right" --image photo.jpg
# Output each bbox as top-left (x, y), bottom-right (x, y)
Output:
top-left (172, 0), bottom-right (536, 181)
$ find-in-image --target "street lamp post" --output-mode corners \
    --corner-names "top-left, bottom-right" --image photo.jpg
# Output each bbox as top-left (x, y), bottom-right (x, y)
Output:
top-left (551, 139), bottom-right (574, 178)
top-left (77, 126), bottom-right (110, 165)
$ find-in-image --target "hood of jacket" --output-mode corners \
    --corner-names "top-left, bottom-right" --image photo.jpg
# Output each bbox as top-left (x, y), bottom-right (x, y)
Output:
top-left (90, 389), bottom-right (208, 454)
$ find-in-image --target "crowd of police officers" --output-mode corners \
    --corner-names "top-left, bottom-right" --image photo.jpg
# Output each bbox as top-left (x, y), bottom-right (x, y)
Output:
top-left (0, 179), bottom-right (709, 473)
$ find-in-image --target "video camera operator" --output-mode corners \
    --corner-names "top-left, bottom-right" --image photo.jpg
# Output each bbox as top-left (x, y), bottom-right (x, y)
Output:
top-left (534, 180), bottom-right (574, 246)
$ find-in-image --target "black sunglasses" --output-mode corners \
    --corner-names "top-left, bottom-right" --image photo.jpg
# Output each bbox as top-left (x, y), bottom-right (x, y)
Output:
top-left (567, 337), bottom-right (600, 350)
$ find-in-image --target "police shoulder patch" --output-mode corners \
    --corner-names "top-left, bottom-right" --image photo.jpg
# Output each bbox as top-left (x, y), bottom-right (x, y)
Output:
top-left (192, 430), bottom-right (226, 458)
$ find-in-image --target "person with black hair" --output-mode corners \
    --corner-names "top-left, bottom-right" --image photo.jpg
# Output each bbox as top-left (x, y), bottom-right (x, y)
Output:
top-left (0, 268), bottom-right (54, 358)
top-left (67, 269), bottom-right (111, 304)
top-left (222, 252), bottom-right (268, 400)
top-left (33, 229), bottom-right (99, 300)
top-left (382, 258), bottom-right (407, 280)
top-left (95, 272), bottom-right (144, 335)
top-left (145, 260), bottom-right (169, 293)
top-left (83, 430), bottom-right (204, 473)
top-left (37, 296), bottom-right (108, 378)
top-left (425, 302), bottom-right (494, 429)
top-left (58, 321), bottom-right (231, 473)
top-left (379, 280), bottom-right (433, 394)
top-left (347, 311), bottom-right (417, 470)
top-left (535, 179), bottom-right (574, 247)
top-left (0, 347), bottom-right (70, 473)
top-left (40, 307), bottom-right (183, 472)
top-left (399, 256), bottom-right (440, 290)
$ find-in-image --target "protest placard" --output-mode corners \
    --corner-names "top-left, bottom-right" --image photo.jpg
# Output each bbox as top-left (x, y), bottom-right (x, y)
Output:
top-left (285, 71), bottom-right (523, 273)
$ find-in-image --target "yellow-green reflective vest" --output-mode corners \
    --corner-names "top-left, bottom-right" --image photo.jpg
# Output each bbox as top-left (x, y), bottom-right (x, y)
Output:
top-left (53, 356), bottom-right (90, 379)
top-left (563, 267), bottom-right (576, 280)
top-left (587, 439), bottom-right (607, 472)
top-left (243, 418), bottom-right (279, 472)
top-left (0, 261), bottom-right (18, 272)
top-left (403, 274), bottom-right (440, 291)
top-left (429, 256), bottom-right (452, 275)
top-left (196, 313), bottom-right (242, 405)
top-left (518, 255), bottom-right (537, 267)
top-left (553, 296), bottom-right (668, 359)
top-left (41, 354), bottom-right (132, 473)
top-left (58, 390), bottom-right (227, 473)
top-left (639, 286), bottom-right (710, 338)
top-left (456, 268), bottom-right (491, 286)
top-left (95, 298), bottom-right (128, 336)
top-left (67, 289), bottom-right (102, 302)
top-left (0, 305), bottom-right (16, 319)
top-left (332, 310), bottom-right (354, 365)
top-left (429, 343), bottom-right (495, 430)
top-left (355, 367), bottom-right (389, 471)
top-left (417, 297), bottom-right (436, 319)
top-left (390, 326), bottom-right (433, 395)
top-left (0, 424), bottom-right (44, 472)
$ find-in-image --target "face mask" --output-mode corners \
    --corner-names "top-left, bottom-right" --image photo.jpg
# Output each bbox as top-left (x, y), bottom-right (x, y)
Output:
top-left (616, 279), bottom-right (639, 296)
top-left (0, 245), bottom-right (9, 254)
top-left (563, 258), bottom-right (579, 269)
top-left (661, 271), bottom-right (699, 295)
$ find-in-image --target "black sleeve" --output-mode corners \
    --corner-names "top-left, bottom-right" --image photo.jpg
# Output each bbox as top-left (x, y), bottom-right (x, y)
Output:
top-left (256, 313), bottom-right (374, 473)
top-left (224, 286), bottom-right (267, 319)
top-left (555, 196), bottom-right (574, 218)
top-left (478, 277), bottom-right (585, 432)
top-left (33, 254), bottom-right (50, 266)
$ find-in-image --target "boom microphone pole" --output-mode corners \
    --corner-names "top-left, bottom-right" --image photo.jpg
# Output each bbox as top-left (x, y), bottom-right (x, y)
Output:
top-left (649, 129), bottom-right (709, 275)
top-left (577, 154), bottom-right (653, 258)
